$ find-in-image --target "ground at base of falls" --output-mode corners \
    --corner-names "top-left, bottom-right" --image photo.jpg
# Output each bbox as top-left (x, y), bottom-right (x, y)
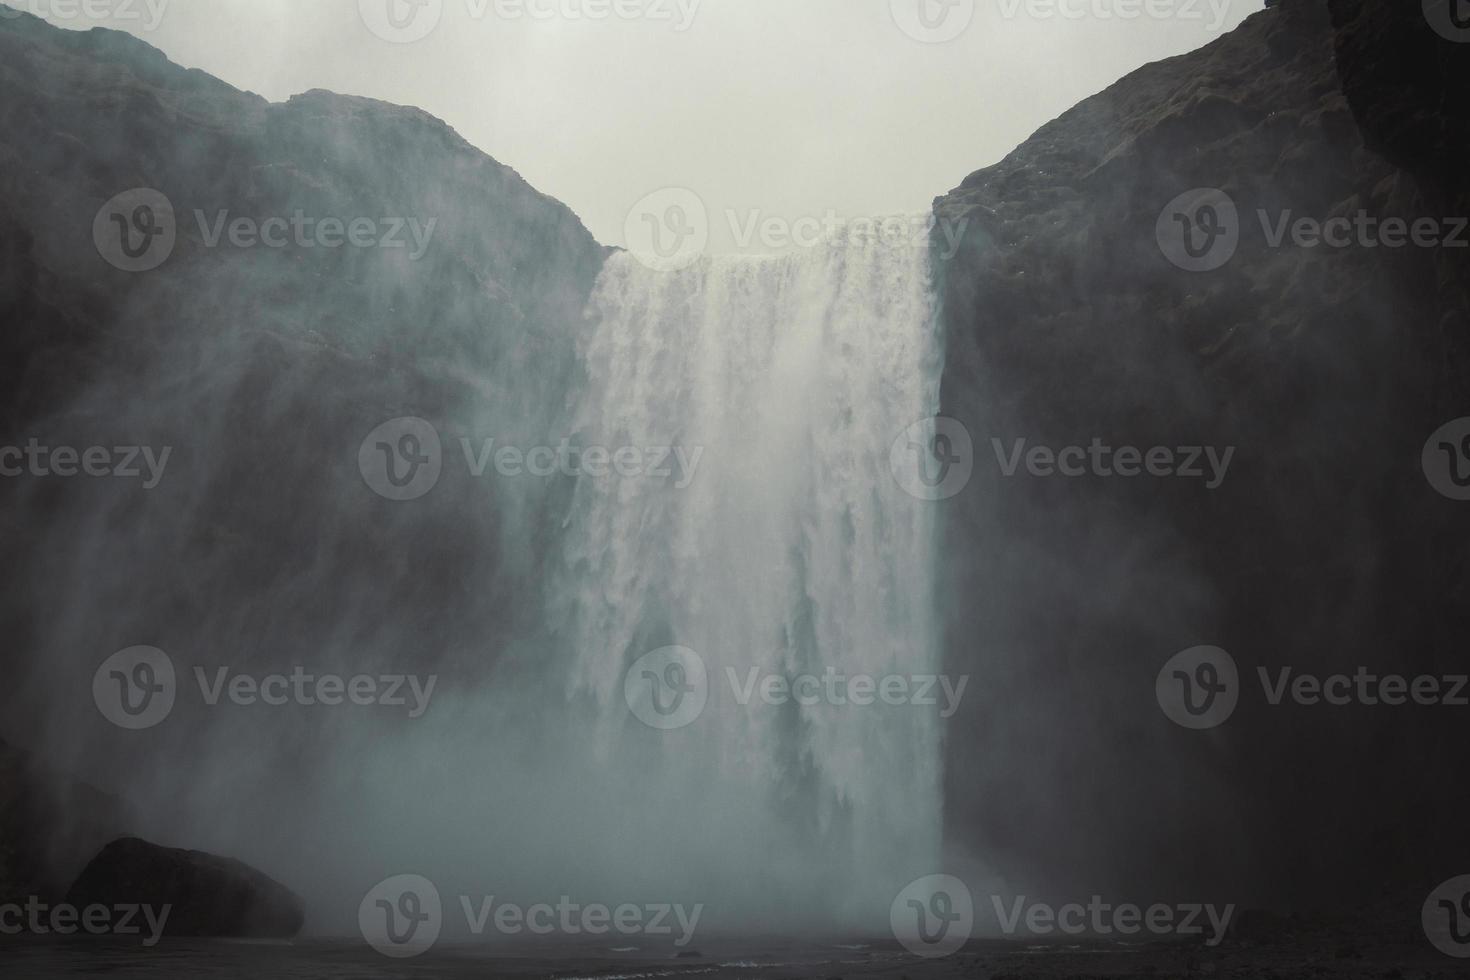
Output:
top-left (2, 935), bottom-right (1464, 979)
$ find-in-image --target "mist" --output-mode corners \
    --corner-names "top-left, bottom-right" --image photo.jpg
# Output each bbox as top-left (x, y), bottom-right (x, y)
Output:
top-left (2, 1), bottom-right (1468, 976)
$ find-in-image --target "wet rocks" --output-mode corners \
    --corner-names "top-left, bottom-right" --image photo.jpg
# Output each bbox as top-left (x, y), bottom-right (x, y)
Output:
top-left (64, 837), bottom-right (305, 939)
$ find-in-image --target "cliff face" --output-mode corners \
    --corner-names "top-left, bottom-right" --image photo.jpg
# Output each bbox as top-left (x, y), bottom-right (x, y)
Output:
top-left (0, 9), bottom-right (607, 877)
top-left (934, 1), bottom-right (1469, 909)
top-left (1329, 0), bottom-right (1470, 377)
top-left (1329, 0), bottom-right (1470, 191)
top-left (0, 13), bottom-right (607, 425)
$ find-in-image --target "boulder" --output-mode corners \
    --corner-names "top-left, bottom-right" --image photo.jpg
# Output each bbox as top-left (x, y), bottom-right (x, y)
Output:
top-left (65, 837), bottom-right (304, 938)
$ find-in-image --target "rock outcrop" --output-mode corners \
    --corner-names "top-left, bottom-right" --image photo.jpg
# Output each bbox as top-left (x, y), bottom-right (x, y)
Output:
top-left (65, 837), bottom-right (304, 938)
top-left (1329, 0), bottom-right (1470, 376)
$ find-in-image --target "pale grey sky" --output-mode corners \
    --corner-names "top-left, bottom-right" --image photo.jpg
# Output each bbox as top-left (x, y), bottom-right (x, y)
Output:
top-left (11, 0), bottom-right (1261, 250)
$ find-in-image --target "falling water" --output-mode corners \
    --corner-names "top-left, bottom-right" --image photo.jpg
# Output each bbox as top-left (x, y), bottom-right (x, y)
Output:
top-left (9, 209), bottom-right (953, 939)
top-left (549, 222), bottom-right (946, 932)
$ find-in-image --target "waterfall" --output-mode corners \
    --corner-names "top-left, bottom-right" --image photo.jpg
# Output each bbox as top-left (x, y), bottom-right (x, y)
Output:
top-left (548, 222), bottom-right (947, 932)
top-left (18, 201), bottom-right (954, 938)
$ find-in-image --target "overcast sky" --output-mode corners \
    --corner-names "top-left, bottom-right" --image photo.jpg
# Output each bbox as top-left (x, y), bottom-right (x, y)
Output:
top-left (12, 0), bottom-right (1261, 250)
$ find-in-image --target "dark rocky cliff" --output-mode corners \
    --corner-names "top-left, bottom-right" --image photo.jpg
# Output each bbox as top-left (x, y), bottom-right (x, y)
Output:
top-left (0, 13), bottom-right (607, 425)
top-left (0, 9), bottom-right (606, 888)
top-left (934, 0), bottom-right (1469, 911)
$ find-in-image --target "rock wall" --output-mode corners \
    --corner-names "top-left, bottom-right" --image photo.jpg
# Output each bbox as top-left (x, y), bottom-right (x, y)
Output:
top-left (934, 0), bottom-right (1469, 910)
top-left (0, 9), bottom-right (607, 885)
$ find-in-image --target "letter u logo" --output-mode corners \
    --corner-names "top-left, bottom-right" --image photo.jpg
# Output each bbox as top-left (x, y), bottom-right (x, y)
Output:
top-left (378, 434), bottom-right (432, 488)
top-left (644, 662), bottom-right (693, 716)
top-left (111, 662), bottom-right (163, 717)
top-left (110, 205), bottom-right (164, 259)
top-left (385, 0), bottom-right (427, 29)
top-left (641, 205), bottom-right (697, 260)
top-left (916, 0), bottom-right (962, 29)
top-left (1439, 435), bottom-right (1470, 489)
top-left (378, 891), bottom-right (429, 945)
top-left (1175, 204), bottom-right (1226, 259)
top-left (1173, 661), bottom-right (1227, 717)
top-left (1453, 0), bottom-right (1470, 31)
top-left (1442, 892), bottom-right (1470, 945)
top-left (912, 432), bottom-right (960, 489)
top-left (908, 891), bottom-right (960, 944)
